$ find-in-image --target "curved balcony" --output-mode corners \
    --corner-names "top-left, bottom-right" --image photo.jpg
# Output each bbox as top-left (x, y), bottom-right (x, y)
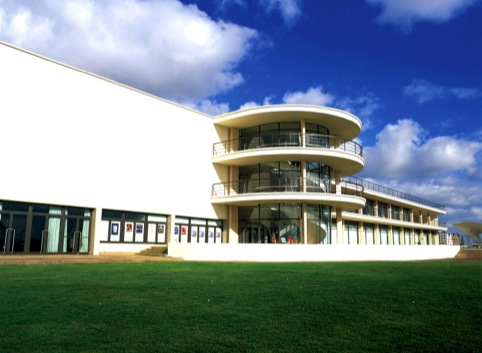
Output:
top-left (214, 104), bottom-right (362, 140)
top-left (211, 177), bottom-right (365, 211)
top-left (212, 132), bottom-right (364, 175)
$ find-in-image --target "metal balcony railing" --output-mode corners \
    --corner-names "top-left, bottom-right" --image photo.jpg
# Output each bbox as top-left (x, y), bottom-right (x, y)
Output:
top-left (212, 177), bottom-right (364, 198)
top-left (213, 133), bottom-right (363, 157)
top-left (344, 176), bottom-right (446, 211)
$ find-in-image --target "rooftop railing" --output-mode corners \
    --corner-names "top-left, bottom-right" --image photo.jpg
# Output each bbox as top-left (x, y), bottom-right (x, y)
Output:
top-left (212, 177), bottom-right (364, 198)
top-left (344, 176), bottom-right (446, 211)
top-left (213, 133), bottom-right (363, 157)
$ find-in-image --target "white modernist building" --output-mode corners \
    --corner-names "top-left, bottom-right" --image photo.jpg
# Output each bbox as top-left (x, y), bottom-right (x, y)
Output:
top-left (0, 41), bottom-right (455, 261)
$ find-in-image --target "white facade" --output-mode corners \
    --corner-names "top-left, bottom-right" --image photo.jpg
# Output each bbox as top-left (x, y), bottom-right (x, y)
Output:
top-left (0, 41), bottom-right (451, 260)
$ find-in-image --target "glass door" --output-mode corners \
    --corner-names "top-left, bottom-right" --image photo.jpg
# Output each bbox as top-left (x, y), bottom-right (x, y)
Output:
top-left (63, 217), bottom-right (90, 254)
top-left (1, 213), bottom-right (28, 254)
top-left (30, 215), bottom-right (48, 253)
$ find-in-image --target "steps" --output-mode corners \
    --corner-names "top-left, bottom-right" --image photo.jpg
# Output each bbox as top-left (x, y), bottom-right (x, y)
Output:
top-left (137, 245), bottom-right (168, 257)
top-left (454, 248), bottom-right (482, 261)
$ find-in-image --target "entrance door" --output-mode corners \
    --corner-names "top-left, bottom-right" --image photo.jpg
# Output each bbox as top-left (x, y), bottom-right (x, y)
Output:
top-left (30, 215), bottom-right (49, 253)
top-left (1, 214), bottom-right (28, 253)
top-left (63, 217), bottom-right (89, 254)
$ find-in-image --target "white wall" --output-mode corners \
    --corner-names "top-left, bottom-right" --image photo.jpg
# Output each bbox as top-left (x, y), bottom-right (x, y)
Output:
top-left (0, 42), bottom-right (226, 220)
top-left (168, 243), bottom-right (460, 261)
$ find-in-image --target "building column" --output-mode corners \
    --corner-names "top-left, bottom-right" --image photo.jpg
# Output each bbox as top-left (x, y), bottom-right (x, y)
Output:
top-left (90, 207), bottom-right (103, 255)
top-left (228, 205), bottom-right (239, 244)
top-left (302, 203), bottom-right (308, 244)
top-left (374, 224), bottom-right (379, 245)
top-left (358, 222), bottom-right (364, 245)
top-left (167, 214), bottom-right (175, 243)
top-left (300, 118), bottom-right (306, 147)
top-left (400, 227), bottom-right (405, 245)
top-left (336, 208), bottom-right (343, 245)
top-left (388, 226), bottom-right (393, 245)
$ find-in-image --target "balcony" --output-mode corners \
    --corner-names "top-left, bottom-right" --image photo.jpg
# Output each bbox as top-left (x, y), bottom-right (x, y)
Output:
top-left (211, 177), bottom-right (365, 210)
top-left (212, 133), bottom-right (364, 175)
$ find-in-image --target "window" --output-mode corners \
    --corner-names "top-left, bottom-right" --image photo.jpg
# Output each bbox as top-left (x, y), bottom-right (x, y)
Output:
top-left (378, 203), bottom-right (388, 218)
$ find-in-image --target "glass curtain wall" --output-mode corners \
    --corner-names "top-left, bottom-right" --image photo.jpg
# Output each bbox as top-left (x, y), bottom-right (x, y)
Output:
top-left (307, 204), bottom-right (331, 244)
top-left (239, 204), bottom-right (301, 244)
top-left (239, 162), bottom-right (331, 194)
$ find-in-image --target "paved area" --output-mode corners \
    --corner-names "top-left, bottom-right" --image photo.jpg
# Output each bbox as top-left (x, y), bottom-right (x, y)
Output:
top-left (0, 253), bottom-right (183, 265)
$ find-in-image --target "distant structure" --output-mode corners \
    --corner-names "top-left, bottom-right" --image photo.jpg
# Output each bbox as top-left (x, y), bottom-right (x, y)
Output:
top-left (0, 41), bottom-right (456, 261)
top-left (452, 222), bottom-right (482, 245)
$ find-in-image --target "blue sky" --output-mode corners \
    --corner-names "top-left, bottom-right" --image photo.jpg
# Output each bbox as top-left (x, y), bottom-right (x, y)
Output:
top-left (0, 0), bottom-right (481, 233)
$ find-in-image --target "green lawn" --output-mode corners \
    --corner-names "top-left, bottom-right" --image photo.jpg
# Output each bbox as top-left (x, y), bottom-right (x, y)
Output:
top-left (0, 261), bottom-right (480, 353)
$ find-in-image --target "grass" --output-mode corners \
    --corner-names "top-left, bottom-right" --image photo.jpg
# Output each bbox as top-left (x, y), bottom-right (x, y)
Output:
top-left (0, 261), bottom-right (480, 353)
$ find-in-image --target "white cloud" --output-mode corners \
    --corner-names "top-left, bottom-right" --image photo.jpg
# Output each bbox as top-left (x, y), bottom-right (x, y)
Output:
top-left (404, 79), bottom-right (481, 103)
top-left (193, 100), bottom-right (230, 116)
top-left (366, 0), bottom-right (479, 30)
top-left (362, 119), bottom-right (482, 179)
top-left (0, 0), bottom-right (257, 104)
top-left (335, 93), bottom-right (380, 130)
top-left (282, 86), bottom-right (335, 105)
top-left (360, 119), bottom-right (482, 222)
top-left (260, 0), bottom-right (302, 25)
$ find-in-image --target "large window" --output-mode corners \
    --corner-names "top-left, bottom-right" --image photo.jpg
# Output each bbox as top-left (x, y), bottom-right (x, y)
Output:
top-left (363, 200), bottom-right (375, 216)
top-left (173, 217), bottom-right (223, 244)
top-left (101, 210), bottom-right (167, 244)
top-left (378, 203), bottom-right (389, 218)
top-left (239, 162), bottom-right (332, 194)
top-left (364, 224), bottom-right (375, 245)
top-left (307, 204), bottom-right (331, 244)
top-left (0, 200), bottom-right (91, 254)
top-left (392, 206), bottom-right (400, 220)
top-left (239, 203), bottom-right (302, 244)
top-left (345, 221), bottom-right (359, 245)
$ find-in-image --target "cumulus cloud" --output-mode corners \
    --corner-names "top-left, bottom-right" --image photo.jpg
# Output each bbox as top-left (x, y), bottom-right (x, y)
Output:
top-left (360, 119), bottom-right (482, 222)
top-left (261, 0), bottom-right (302, 25)
top-left (366, 0), bottom-right (479, 30)
top-left (404, 79), bottom-right (481, 103)
top-left (362, 119), bottom-right (482, 179)
top-left (282, 86), bottom-right (335, 105)
top-left (0, 0), bottom-right (257, 104)
top-left (336, 93), bottom-right (380, 130)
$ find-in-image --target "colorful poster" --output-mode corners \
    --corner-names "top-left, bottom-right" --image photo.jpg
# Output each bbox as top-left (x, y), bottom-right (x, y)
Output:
top-left (208, 227), bottom-right (215, 244)
top-left (191, 227), bottom-right (198, 244)
top-left (174, 225), bottom-right (179, 242)
top-left (124, 222), bottom-right (134, 242)
top-left (148, 223), bottom-right (156, 243)
top-left (110, 221), bottom-right (120, 242)
top-left (157, 224), bottom-right (166, 243)
top-left (135, 223), bottom-right (144, 242)
top-left (181, 225), bottom-right (188, 243)
top-left (199, 229), bottom-right (205, 244)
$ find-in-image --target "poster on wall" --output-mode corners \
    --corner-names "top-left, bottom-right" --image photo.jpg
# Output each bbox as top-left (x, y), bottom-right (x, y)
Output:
top-left (191, 227), bottom-right (198, 244)
top-left (174, 225), bottom-right (179, 242)
top-left (181, 226), bottom-right (188, 243)
top-left (148, 223), bottom-right (156, 243)
top-left (199, 229), bottom-right (205, 244)
top-left (208, 227), bottom-right (215, 244)
top-left (110, 221), bottom-right (120, 242)
top-left (215, 228), bottom-right (221, 243)
top-left (135, 223), bottom-right (144, 242)
top-left (124, 222), bottom-right (134, 242)
top-left (157, 224), bottom-right (166, 243)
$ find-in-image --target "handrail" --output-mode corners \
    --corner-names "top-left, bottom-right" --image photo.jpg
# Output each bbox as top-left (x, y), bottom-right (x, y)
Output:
top-left (212, 177), bottom-right (364, 198)
top-left (344, 176), bottom-right (446, 211)
top-left (213, 133), bottom-right (363, 157)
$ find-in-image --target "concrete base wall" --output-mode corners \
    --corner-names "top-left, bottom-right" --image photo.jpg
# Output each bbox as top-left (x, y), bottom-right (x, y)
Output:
top-left (99, 243), bottom-right (153, 253)
top-left (168, 243), bottom-right (460, 262)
